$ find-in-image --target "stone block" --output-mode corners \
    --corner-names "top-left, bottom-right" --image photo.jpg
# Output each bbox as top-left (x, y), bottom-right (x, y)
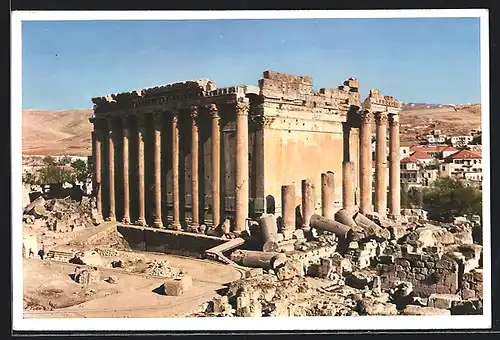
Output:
top-left (428, 294), bottom-right (462, 309)
top-left (401, 305), bottom-right (451, 316)
top-left (164, 275), bottom-right (193, 296)
top-left (461, 289), bottom-right (476, 300)
top-left (451, 300), bottom-right (483, 315)
top-left (415, 274), bottom-right (426, 281)
top-left (276, 260), bottom-right (303, 280)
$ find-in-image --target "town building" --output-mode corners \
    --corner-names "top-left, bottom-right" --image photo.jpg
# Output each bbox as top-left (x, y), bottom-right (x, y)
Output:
top-left (440, 149), bottom-right (483, 182)
top-left (449, 135), bottom-right (474, 148)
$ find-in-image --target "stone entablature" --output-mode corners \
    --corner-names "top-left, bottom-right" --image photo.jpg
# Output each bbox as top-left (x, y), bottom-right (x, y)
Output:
top-left (92, 81), bottom-right (256, 116)
top-left (362, 89), bottom-right (401, 114)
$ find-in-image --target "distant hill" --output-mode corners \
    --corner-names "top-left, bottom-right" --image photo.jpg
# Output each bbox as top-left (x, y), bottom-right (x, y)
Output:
top-left (22, 109), bottom-right (93, 156)
top-left (399, 103), bottom-right (481, 140)
top-left (21, 103), bottom-right (482, 156)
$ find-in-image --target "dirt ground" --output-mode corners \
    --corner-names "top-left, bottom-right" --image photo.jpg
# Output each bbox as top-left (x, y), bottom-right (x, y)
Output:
top-left (23, 252), bottom-right (242, 318)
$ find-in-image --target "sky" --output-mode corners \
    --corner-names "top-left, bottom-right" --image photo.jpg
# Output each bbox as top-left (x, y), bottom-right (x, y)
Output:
top-left (21, 17), bottom-right (482, 110)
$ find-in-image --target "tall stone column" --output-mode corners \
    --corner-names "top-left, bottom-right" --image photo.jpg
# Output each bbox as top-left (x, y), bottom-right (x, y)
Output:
top-left (359, 110), bottom-right (374, 214)
top-left (135, 115), bottom-right (147, 226)
top-left (342, 161), bottom-right (355, 214)
top-left (190, 106), bottom-right (200, 228)
top-left (234, 97), bottom-right (250, 233)
top-left (321, 172), bottom-right (335, 220)
top-left (153, 113), bottom-right (163, 228)
top-left (374, 111), bottom-right (388, 218)
top-left (171, 112), bottom-right (181, 230)
top-left (350, 127), bottom-right (360, 205)
top-left (281, 184), bottom-right (295, 240)
top-left (388, 112), bottom-right (401, 218)
top-left (209, 104), bottom-right (221, 227)
top-left (106, 117), bottom-right (116, 221)
top-left (122, 116), bottom-right (131, 224)
top-left (301, 179), bottom-right (315, 232)
top-left (91, 118), bottom-right (103, 223)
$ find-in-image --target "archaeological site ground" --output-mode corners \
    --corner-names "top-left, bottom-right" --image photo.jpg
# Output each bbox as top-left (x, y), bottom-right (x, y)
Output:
top-left (21, 71), bottom-right (483, 318)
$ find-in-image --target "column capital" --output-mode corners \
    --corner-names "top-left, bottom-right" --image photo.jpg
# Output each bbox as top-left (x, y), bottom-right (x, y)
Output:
top-left (360, 110), bottom-right (374, 123)
top-left (190, 105), bottom-right (201, 126)
top-left (172, 113), bottom-right (180, 124)
top-left (250, 115), bottom-right (276, 128)
top-left (236, 98), bottom-right (250, 116)
top-left (375, 111), bottom-right (389, 125)
top-left (388, 112), bottom-right (400, 126)
top-left (208, 103), bottom-right (219, 119)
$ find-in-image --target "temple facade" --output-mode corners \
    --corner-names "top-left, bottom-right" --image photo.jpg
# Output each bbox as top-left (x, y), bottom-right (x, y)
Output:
top-left (89, 71), bottom-right (401, 233)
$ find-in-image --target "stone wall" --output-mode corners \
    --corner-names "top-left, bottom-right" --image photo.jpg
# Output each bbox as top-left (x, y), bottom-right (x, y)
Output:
top-left (116, 225), bottom-right (226, 258)
top-left (460, 269), bottom-right (483, 300)
top-left (262, 126), bottom-right (344, 216)
top-left (378, 251), bottom-right (460, 297)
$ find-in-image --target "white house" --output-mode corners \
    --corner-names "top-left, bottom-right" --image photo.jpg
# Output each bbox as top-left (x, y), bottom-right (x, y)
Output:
top-left (440, 149), bottom-right (483, 182)
top-left (449, 135), bottom-right (474, 148)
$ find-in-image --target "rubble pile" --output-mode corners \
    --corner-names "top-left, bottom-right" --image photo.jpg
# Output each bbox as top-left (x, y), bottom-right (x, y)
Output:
top-left (73, 265), bottom-right (100, 284)
top-left (194, 206), bottom-right (483, 317)
top-left (23, 196), bottom-right (96, 233)
top-left (144, 259), bottom-right (180, 278)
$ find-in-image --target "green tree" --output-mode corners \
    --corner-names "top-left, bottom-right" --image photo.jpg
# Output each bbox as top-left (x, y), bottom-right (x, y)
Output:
top-left (408, 187), bottom-right (423, 208)
top-left (400, 183), bottom-right (411, 209)
top-left (22, 171), bottom-right (38, 185)
top-left (422, 177), bottom-right (482, 222)
top-left (42, 155), bottom-right (55, 166)
top-left (71, 159), bottom-right (88, 182)
top-left (58, 156), bottom-right (72, 165)
top-left (37, 164), bottom-right (76, 184)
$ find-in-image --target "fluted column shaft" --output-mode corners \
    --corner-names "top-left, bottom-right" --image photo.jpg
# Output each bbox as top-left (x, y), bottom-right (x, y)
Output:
top-left (235, 98), bottom-right (250, 233)
top-left (171, 113), bottom-right (181, 230)
top-left (375, 112), bottom-right (388, 218)
top-left (321, 172), bottom-right (335, 220)
top-left (136, 115), bottom-right (147, 226)
top-left (281, 184), bottom-right (295, 239)
top-left (350, 127), bottom-right (360, 206)
top-left (301, 179), bottom-right (315, 232)
top-left (153, 113), bottom-right (163, 228)
top-left (359, 110), bottom-right (374, 214)
top-left (389, 113), bottom-right (401, 218)
top-left (122, 116), bottom-right (131, 224)
top-left (94, 120), bottom-right (103, 222)
top-left (209, 104), bottom-right (221, 227)
top-left (107, 118), bottom-right (116, 221)
top-left (190, 106), bottom-right (200, 227)
top-left (342, 161), bottom-right (355, 213)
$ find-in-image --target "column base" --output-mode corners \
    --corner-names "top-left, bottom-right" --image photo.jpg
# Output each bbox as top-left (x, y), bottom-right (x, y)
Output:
top-left (121, 216), bottom-right (131, 225)
top-left (135, 218), bottom-right (147, 226)
top-left (105, 215), bottom-right (116, 222)
top-left (387, 214), bottom-right (401, 221)
top-left (153, 219), bottom-right (163, 228)
top-left (170, 222), bottom-right (182, 231)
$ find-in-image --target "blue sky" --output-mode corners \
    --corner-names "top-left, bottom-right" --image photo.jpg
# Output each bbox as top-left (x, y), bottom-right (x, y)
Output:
top-left (22, 17), bottom-right (481, 110)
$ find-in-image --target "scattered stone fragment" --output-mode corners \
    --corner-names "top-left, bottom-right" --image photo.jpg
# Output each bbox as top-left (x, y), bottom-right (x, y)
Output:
top-left (401, 305), bottom-right (451, 316)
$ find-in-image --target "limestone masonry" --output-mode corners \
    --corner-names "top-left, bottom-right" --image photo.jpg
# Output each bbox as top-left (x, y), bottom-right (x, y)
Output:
top-left (89, 71), bottom-right (402, 232)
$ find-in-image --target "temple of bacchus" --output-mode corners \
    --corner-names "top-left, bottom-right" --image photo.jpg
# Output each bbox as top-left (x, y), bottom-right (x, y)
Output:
top-left (89, 70), bottom-right (402, 234)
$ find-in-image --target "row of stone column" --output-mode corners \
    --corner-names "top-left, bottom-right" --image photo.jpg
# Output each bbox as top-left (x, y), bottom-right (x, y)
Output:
top-left (91, 97), bottom-right (251, 232)
top-left (359, 110), bottom-right (400, 218)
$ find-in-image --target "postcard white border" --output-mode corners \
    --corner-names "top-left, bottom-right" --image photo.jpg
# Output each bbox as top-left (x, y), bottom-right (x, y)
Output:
top-left (12, 9), bottom-right (491, 331)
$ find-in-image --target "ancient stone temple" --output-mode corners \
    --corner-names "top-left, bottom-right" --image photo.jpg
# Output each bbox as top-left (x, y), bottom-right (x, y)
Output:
top-left (89, 71), bottom-right (401, 232)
